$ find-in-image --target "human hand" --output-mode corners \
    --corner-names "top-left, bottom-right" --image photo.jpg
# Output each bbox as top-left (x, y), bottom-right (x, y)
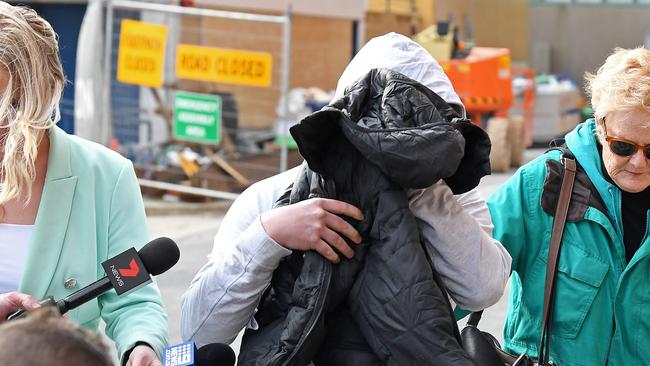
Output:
top-left (0, 292), bottom-right (39, 324)
top-left (261, 198), bottom-right (364, 263)
top-left (126, 345), bottom-right (162, 366)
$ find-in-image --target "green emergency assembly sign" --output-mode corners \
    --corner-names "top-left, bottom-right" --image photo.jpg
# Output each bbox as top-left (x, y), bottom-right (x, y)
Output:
top-left (174, 92), bottom-right (222, 144)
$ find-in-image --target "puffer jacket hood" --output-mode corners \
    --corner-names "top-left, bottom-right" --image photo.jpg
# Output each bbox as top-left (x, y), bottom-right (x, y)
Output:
top-left (334, 32), bottom-right (466, 118)
top-left (296, 68), bottom-right (490, 193)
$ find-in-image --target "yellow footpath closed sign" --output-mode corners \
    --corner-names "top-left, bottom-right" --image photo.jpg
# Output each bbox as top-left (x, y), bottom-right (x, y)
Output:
top-left (176, 44), bottom-right (273, 87)
top-left (117, 19), bottom-right (168, 87)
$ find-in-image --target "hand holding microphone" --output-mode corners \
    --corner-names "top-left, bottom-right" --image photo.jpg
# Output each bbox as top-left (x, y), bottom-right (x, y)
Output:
top-left (128, 344), bottom-right (164, 366)
top-left (0, 292), bottom-right (39, 324)
top-left (6, 237), bottom-right (180, 321)
top-left (163, 341), bottom-right (236, 366)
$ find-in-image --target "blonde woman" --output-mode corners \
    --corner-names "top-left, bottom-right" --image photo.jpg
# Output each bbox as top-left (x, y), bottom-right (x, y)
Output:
top-left (0, 3), bottom-right (168, 365)
top-left (488, 47), bottom-right (650, 365)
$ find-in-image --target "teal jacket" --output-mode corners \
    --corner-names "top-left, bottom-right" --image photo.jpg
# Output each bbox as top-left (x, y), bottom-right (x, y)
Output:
top-left (18, 126), bottom-right (169, 360)
top-left (488, 119), bottom-right (650, 366)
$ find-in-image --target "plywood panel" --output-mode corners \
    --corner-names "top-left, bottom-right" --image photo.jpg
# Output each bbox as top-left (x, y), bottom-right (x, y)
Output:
top-left (365, 12), bottom-right (416, 41)
top-left (291, 15), bottom-right (353, 91)
top-left (415, 0), bottom-right (436, 28)
top-left (366, 0), bottom-right (435, 26)
top-left (368, 0), bottom-right (415, 15)
top-left (176, 7), bottom-right (352, 129)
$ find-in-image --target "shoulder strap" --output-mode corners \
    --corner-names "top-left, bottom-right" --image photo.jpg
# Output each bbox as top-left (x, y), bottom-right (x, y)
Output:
top-left (538, 153), bottom-right (577, 365)
top-left (466, 310), bottom-right (483, 327)
top-left (546, 138), bottom-right (575, 160)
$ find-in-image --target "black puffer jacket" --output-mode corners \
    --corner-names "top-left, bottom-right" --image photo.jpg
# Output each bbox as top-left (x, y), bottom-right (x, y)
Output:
top-left (238, 69), bottom-right (490, 366)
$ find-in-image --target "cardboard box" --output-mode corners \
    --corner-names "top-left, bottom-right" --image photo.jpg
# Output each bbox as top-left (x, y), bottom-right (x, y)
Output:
top-left (532, 88), bottom-right (580, 143)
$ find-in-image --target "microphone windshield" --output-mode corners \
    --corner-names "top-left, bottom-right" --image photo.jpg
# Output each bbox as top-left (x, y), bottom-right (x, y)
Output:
top-left (138, 237), bottom-right (180, 276)
top-left (195, 343), bottom-right (236, 366)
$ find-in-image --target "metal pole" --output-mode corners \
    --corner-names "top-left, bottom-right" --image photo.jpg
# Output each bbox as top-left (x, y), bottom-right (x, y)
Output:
top-left (102, 0), bottom-right (115, 147)
top-left (138, 179), bottom-right (239, 201)
top-left (279, 5), bottom-right (292, 172)
top-left (110, 0), bottom-right (286, 23)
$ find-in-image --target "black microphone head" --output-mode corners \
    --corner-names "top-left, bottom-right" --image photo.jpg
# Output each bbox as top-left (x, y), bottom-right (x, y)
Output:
top-left (195, 343), bottom-right (236, 366)
top-left (138, 237), bottom-right (180, 276)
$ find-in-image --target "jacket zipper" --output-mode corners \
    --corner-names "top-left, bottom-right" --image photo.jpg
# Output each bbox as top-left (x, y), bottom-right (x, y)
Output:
top-left (641, 210), bottom-right (650, 243)
top-left (275, 260), bottom-right (332, 366)
top-left (606, 186), bottom-right (627, 272)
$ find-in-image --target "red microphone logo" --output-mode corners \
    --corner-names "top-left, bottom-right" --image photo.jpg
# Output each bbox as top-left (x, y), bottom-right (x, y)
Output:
top-left (102, 247), bottom-right (151, 295)
top-left (119, 259), bottom-right (140, 277)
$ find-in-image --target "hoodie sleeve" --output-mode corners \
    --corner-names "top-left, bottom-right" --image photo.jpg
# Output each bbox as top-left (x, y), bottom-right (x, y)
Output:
top-left (180, 171), bottom-right (295, 347)
top-left (408, 182), bottom-right (512, 311)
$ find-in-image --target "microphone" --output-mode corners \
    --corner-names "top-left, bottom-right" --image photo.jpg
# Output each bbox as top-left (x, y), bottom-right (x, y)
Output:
top-left (163, 341), bottom-right (196, 366)
top-left (162, 341), bottom-right (235, 366)
top-left (7, 237), bottom-right (180, 321)
top-left (195, 343), bottom-right (236, 366)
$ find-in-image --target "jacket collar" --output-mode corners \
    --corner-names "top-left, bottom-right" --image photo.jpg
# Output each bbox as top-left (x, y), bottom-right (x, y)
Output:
top-left (565, 119), bottom-right (623, 237)
top-left (541, 157), bottom-right (607, 221)
top-left (19, 126), bottom-right (78, 298)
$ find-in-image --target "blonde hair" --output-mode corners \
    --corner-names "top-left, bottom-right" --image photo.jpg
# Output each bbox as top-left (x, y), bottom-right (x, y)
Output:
top-left (0, 2), bottom-right (66, 205)
top-left (585, 47), bottom-right (650, 142)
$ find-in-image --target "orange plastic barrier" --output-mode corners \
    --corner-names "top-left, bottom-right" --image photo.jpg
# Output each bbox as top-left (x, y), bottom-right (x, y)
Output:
top-left (439, 47), bottom-right (513, 124)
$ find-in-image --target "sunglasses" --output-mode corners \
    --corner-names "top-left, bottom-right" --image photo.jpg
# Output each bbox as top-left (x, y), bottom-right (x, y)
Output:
top-left (603, 120), bottom-right (650, 159)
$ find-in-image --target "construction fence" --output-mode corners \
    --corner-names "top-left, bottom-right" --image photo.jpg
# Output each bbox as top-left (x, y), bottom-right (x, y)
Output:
top-left (103, 0), bottom-right (297, 200)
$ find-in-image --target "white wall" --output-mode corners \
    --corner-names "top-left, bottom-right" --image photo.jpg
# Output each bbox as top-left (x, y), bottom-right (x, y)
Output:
top-left (529, 4), bottom-right (650, 90)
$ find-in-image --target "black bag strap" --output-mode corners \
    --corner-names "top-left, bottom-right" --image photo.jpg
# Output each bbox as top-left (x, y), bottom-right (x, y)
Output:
top-left (537, 152), bottom-right (577, 365)
top-left (466, 310), bottom-right (483, 327)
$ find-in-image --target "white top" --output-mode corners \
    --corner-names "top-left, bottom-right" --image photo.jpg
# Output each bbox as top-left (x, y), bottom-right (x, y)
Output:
top-left (0, 224), bottom-right (34, 293)
top-left (180, 166), bottom-right (512, 346)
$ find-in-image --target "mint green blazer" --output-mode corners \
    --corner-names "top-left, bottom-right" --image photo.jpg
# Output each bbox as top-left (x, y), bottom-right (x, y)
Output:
top-left (18, 126), bottom-right (168, 359)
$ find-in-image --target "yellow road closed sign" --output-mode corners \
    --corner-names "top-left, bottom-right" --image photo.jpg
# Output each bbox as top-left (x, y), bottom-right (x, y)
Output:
top-left (117, 19), bottom-right (168, 87)
top-left (176, 44), bottom-right (273, 87)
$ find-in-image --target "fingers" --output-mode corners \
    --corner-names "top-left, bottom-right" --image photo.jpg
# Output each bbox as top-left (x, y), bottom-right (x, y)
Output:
top-left (321, 227), bottom-right (355, 259)
top-left (0, 292), bottom-right (38, 324)
top-left (312, 198), bottom-right (363, 263)
top-left (128, 345), bottom-right (159, 366)
top-left (315, 240), bottom-right (341, 263)
top-left (14, 293), bottom-right (39, 310)
top-left (127, 352), bottom-right (141, 366)
top-left (3, 292), bottom-right (38, 310)
top-left (261, 197), bottom-right (364, 263)
top-left (323, 211), bottom-right (362, 244)
top-left (318, 198), bottom-right (364, 221)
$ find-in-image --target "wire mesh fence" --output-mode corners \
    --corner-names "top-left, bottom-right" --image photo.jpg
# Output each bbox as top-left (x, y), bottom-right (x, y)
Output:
top-left (104, 0), bottom-right (297, 200)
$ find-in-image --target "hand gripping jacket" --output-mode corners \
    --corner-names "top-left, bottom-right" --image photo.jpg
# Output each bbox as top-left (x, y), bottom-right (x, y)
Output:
top-left (237, 69), bottom-right (491, 366)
